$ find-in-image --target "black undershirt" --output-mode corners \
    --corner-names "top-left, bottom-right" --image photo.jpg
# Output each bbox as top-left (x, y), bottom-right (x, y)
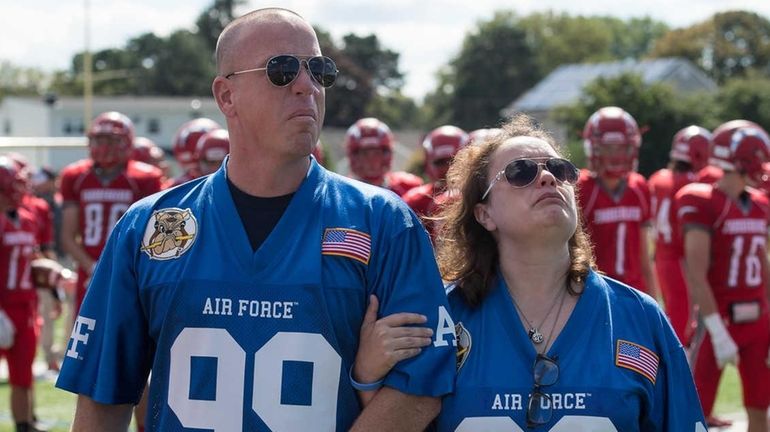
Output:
top-left (227, 177), bottom-right (294, 252)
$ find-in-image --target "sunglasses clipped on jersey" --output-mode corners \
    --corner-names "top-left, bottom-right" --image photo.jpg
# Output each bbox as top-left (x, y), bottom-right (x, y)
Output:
top-left (481, 157), bottom-right (579, 201)
top-left (225, 54), bottom-right (338, 88)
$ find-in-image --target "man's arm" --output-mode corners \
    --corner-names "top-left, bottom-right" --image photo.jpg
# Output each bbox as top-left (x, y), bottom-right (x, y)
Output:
top-left (70, 395), bottom-right (133, 432)
top-left (682, 228), bottom-right (717, 316)
top-left (640, 225), bottom-right (660, 300)
top-left (60, 204), bottom-right (95, 272)
top-left (350, 387), bottom-right (440, 432)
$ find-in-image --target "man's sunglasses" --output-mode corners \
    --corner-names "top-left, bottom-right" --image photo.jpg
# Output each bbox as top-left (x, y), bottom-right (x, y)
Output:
top-left (481, 157), bottom-right (578, 201)
top-left (527, 354), bottom-right (560, 428)
top-left (225, 55), bottom-right (338, 88)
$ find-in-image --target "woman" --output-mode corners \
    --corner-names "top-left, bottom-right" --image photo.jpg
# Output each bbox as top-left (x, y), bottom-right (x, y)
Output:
top-left (352, 115), bottom-right (706, 430)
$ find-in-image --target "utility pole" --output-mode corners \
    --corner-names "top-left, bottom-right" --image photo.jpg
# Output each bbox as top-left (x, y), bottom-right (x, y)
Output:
top-left (83, 0), bottom-right (93, 128)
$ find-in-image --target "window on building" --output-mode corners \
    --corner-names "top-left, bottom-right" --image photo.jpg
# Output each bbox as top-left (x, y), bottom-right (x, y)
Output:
top-left (3, 119), bottom-right (10, 135)
top-left (148, 118), bottom-right (160, 134)
top-left (63, 120), bottom-right (73, 134)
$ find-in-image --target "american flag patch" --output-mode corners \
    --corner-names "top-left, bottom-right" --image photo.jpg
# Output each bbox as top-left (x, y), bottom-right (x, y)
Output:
top-left (615, 339), bottom-right (659, 384)
top-left (322, 228), bottom-right (371, 264)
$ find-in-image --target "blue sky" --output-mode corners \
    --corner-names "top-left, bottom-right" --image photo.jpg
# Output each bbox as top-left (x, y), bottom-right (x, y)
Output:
top-left (1, 0), bottom-right (769, 100)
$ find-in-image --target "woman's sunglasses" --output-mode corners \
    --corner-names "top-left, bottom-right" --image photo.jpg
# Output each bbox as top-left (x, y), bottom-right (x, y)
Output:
top-left (527, 354), bottom-right (560, 428)
top-left (481, 157), bottom-right (579, 201)
top-left (225, 55), bottom-right (338, 88)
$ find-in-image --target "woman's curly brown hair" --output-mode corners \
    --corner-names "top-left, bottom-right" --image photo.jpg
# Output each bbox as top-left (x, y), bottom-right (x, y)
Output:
top-left (434, 114), bottom-right (596, 307)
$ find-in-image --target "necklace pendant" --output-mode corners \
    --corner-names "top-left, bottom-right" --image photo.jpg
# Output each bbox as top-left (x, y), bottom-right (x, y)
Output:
top-left (529, 328), bottom-right (544, 344)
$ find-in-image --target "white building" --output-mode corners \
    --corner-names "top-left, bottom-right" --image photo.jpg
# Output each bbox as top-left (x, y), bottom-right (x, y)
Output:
top-left (0, 95), bottom-right (226, 149)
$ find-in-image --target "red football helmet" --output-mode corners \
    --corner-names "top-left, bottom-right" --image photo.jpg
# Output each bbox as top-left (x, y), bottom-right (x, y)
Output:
top-left (87, 111), bottom-right (135, 169)
top-left (423, 125), bottom-right (469, 181)
top-left (345, 117), bottom-right (394, 183)
top-left (582, 107), bottom-right (641, 178)
top-left (670, 125), bottom-right (712, 172)
top-left (131, 136), bottom-right (165, 167)
top-left (0, 156), bottom-right (26, 208)
top-left (711, 123), bottom-right (770, 184)
top-left (468, 128), bottom-right (502, 145)
top-left (195, 129), bottom-right (230, 176)
top-left (172, 118), bottom-right (221, 173)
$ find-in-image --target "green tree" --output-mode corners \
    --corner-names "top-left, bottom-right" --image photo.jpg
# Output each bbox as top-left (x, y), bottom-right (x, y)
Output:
top-left (442, 11), bottom-right (540, 129)
top-left (652, 11), bottom-right (770, 83)
top-left (0, 61), bottom-right (49, 98)
top-left (714, 74), bottom-right (770, 131)
top-left (152, 30), bottom-right (216, 95)
top-left (554, 73), bottom-right (714, 175)
top-left (195, 0), bottom-right (244, 52)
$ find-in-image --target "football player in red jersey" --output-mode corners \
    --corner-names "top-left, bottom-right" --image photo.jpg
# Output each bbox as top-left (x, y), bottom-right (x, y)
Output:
top-left (132, 136), bottom-right (170, 182)
top-left (648, 126), bottom-right (711, 345)
top-left (345, 117), bottom-right (423, 196)
top-left (402, 125), bottom-right (469, 241)
top-left (676, 124), bottom-right (770, 432)
top-left (59, 111), bottom-right (163, 315)
top-left (577, 107), bottom-right (658, 297)
top-left (195, 128), bottom-right (230, 176)
top-left (0, 157), bottom-right (47, 432)
top-left (697, 119), bottom-right (770, 185)
top-left (165, 118), bottom-right (221, 189)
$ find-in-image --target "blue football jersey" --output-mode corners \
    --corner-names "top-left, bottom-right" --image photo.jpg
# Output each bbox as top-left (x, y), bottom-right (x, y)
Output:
top-left (436, 270), bottom-right (706, 431)
top-left (56, 157), bottom-right (456, 431)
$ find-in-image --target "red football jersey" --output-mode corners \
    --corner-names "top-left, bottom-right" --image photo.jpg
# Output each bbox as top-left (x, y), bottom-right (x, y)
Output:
top-left (696, 165), bottom-right (723, 184)
top-left (402, 182), bottom-right (442, 240)
top-left (0, 207), bottom-right (40, 305)
top-left (162, 171), bottom-right (197, 190)
top-left (675, 184), bottom-right (770, 312)
top-left (648, 169), bottom-right (697, 260)
top-left (577, 170), bottom-right (652, 292)
top-left (384, 171), bottom-right (423, 197)
top-left (60, 159), bottom-right (163, 261)
top-left (21, 194), bottom-right (53, 248)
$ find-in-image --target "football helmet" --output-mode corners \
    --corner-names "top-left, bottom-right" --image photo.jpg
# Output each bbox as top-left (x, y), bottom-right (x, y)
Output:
top-left (345, 117), bottom-right (394, 183)
top-left (131, 136), bottom-right (165, 167)
top-left (422, 125), bottom-right (469, 181)
top-left (670, 125), bottom-right (712, 172)
top-left (172, 118), bottom-right (221, 173)
top-left (0, 156), bottom-right (26, 208)
top-left (582, 107), bottom-right (641, 178)
top-left (711, 122), bottom-right (770, 184)
top-left (468, 128), bottom-right (502, 145)
top-left (195, 129), bottom-right (230, 176)
top-left (87, 111), bottom-right (135, 169)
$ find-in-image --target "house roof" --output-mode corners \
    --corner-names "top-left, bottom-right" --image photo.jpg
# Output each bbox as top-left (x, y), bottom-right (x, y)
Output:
top-left (504, 57), bottom-right (717, 115)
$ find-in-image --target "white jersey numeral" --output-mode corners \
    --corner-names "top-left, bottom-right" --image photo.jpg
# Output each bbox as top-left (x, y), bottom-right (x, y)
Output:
top-left (728, 235), bottom-right (765, 288)
top-left (168, 328), bottom-right (340, 431)
top-left (654, 197), bottom-right (672, 244)
top-left (455, 415), bottom-right (706, 431)
top-left (615, 222), bottom-right (627, 276)
top-left (83, 203), bottom-right (129, 247)
top-left (6, 245), bottom-right (33, 290)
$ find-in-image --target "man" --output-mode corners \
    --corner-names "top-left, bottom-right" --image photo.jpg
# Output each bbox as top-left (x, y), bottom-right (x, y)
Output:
top-left (402, 125), bottom-right (468, 241)
top-left (345, 117), bottom-right (423, 196)
top-left (165, 118), bottom-right (221, 189)
top-left (648, 125), bottom-right (711, 344)
top-left (57, 8), bottom-right (455, 431)
top-left (676, 123), bottom-right (770, 432)
top-left (58, 111), bottom-right (163, 316)
top-left (0, 157), bottom-right (46, 432)
top-left (132, 136), bottom-right (170, 182)
top-left (578, 106), bottom-right (659, 298)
